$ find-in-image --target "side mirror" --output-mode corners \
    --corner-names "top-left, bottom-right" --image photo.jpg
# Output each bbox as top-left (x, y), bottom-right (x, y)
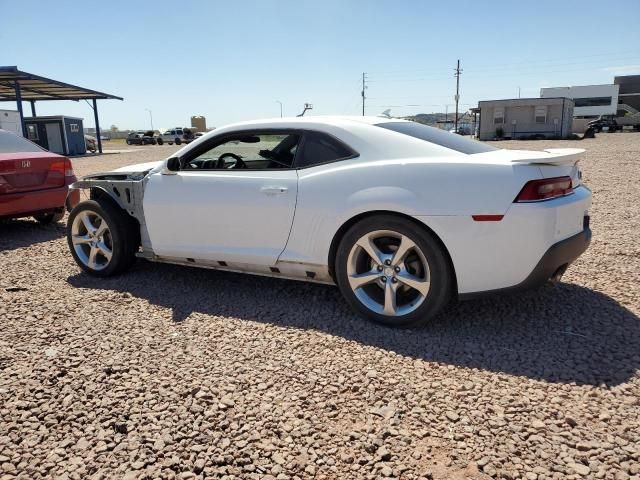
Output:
top-left (162, 157), bottom-right (180, 175)
top-left (167, 157), bottom-right (180, 171)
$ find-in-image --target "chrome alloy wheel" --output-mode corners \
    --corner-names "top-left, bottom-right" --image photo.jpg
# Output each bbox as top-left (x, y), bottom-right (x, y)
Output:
top-left (70, 211), bottom-right (113, 271)
top-left (346, 230), bottom-right (431, 317)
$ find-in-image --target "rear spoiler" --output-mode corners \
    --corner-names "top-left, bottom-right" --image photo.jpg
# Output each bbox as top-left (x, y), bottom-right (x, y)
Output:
top-left (510, 148), bottom-right (585, 166)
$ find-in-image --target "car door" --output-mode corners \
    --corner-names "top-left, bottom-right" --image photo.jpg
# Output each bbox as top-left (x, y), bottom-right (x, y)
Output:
top-left (143, 130), bottom-right (300, 266)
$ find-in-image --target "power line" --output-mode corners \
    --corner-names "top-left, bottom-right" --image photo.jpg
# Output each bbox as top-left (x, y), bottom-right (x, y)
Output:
top-left (365, 50), bottom-right (640, 76)
top-left (365, 54), bottom-right (640, 84)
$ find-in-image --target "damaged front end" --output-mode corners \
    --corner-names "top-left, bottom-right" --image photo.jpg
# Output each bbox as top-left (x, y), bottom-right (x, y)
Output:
top-left (67, 169), bottom-right (155, 257)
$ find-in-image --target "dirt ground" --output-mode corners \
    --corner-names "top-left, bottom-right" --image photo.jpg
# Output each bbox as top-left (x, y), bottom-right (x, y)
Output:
top-left (1, 133), bottom-right (639, 480)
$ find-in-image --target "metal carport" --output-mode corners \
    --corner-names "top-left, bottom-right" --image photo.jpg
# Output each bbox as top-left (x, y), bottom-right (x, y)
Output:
top-left (0, 66), bottom-right (123, 154)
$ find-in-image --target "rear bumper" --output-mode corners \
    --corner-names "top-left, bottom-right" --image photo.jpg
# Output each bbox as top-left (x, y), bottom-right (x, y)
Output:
top-left (0, 177), bottom-right (77, 219)
top-left (414, 185), bottom-right (592, 294)
top-left (459, 225), bottom-right (592, 300)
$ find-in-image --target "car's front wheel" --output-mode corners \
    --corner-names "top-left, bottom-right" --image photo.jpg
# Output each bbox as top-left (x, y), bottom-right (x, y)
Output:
top-left (335, 215), bottom-right (453, 327)
top-left (157, 138), bottom-right (163, 145)
top-left (67, 199), bottom-right (138, 277)
top-left (175, 138), bottom-right (182, 145)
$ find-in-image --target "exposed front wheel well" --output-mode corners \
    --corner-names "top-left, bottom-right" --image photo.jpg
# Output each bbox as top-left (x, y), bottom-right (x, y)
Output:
top-left (88, 187), bottom-right (141, 247)
top-left (327, 210), bottom-right (458, 296)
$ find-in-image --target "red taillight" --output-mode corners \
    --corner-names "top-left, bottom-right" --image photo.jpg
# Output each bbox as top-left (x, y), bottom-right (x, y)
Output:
top-left (64, 158), bottom-right (75, 177)
top-left (514, 176), bottom-right (573, 202)
top-left (50, 158), bottom-right (75, 177)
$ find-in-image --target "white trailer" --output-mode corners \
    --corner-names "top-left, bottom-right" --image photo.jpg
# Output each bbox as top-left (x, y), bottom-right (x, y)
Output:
top-left (0, 109), bottom-right (22, 136)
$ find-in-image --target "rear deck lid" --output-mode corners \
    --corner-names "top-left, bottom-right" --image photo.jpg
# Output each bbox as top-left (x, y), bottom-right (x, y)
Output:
top-left (471, 147), bottom-right (585, 188)
top-left (0, 130), bottom-right (67, 194)
top-left (508, 148), bottom-right (585, 166)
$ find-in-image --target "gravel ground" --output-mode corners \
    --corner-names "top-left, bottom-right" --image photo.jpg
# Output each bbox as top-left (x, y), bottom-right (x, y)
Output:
top-left (1, 134), bottom-right (639, 480)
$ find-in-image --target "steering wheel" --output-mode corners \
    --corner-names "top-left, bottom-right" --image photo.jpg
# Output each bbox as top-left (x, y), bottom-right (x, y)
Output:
top-left (216, 153), bottom-right (247, 169)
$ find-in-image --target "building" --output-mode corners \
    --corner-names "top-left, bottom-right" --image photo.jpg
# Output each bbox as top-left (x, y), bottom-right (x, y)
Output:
top-left (0, 109), bottom-right (21, 135)
top-left (24, 116), bottom-right (86, 156)
top-left (191, 115), bottom-right (206, 132)
top-left (615, 75), bottom-right (640, 115)
top-left (477, 97), bottom-right (574, 141)
top-left (540, 84), bottom-right (619, 118)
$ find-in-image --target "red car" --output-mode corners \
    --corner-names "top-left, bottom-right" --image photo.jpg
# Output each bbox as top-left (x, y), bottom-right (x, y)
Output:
top-left (0, 129), bottom-right (79, 224)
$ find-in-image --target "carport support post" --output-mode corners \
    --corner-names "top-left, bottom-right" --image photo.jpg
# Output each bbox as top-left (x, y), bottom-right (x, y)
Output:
top-left (92, 98), bottom-right (103, 154)
top-left (14, 81), bottom-right (26, 137)
top-left (30, 100), bottom-right (36, 117)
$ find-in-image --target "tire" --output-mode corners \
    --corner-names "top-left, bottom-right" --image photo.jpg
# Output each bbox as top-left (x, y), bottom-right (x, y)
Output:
top-left (126, 140), bottom-right (131, 145)
top-left (168, 142), bottom-right (173, 145)
top-left (175, 138), bottom-right (182, 145)
top-left (334, 215), bottom-right (453, 327)
top-left (157, 138), bottom-right (164, 145)
top-left (66, 199), bottom-right (139, 277)
top-left (34, 211), bottom-right (64, 224)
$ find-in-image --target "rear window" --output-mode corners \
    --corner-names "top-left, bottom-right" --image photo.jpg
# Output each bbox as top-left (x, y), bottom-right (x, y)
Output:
top-left (0, 130), bottom-right (44, 153)
top-left (296, 132), bottom-right (355, 168)
top-left (376, 121), bottom-right (497, 155)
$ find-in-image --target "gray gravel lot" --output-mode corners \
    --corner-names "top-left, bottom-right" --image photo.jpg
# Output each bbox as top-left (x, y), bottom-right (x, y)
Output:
top-left (1, 135), bottom-right (639, 480)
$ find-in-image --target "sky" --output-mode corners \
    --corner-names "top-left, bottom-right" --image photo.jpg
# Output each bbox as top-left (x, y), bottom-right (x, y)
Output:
top-left (2, 0), bottom-right (639, 131)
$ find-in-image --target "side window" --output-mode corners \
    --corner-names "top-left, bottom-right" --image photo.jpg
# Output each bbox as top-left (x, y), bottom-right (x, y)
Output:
top-left (26, 125), bottom-right (38, 140)
top-left (184, 132), bottom-right (300, 170)
top-left (296, 132), bottom-right (354, 168)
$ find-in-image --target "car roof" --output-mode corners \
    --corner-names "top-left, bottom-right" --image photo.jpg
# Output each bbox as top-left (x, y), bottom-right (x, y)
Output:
top-left (175, 116), bottom-right (471, 161)
top-left (218, 115), bottom-right (408, 130)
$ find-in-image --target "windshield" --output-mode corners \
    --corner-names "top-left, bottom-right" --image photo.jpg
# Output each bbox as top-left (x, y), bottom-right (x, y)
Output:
top-left (0, 130), bottom-right (45, 153)
top-left (376, 121), bottom-right (497, 155)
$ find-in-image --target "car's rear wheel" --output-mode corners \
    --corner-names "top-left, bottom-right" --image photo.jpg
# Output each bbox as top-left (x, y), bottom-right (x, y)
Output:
top-left (67, 200), bottom-right (138, 277)
top-left (126, 140), bottom-right (131, 145)
top-left (157, 138), bottom-right (164, 145)
top-left (34, 211), bottom-right (64, 224)
top-left (335, 215), bottom-right (453, 327)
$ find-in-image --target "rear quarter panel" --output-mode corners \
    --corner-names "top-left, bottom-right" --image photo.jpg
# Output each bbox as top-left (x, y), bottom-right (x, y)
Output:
top-left (280, 156), bottom-right (541, 266)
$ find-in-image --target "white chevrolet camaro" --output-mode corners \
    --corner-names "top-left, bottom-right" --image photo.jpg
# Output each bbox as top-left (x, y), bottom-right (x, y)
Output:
top-left (67, 117), bottom-right (592, 327)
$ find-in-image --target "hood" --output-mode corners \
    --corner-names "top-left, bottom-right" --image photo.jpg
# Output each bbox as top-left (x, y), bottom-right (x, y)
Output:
top-left (113, 160), bottom-right (163, 173)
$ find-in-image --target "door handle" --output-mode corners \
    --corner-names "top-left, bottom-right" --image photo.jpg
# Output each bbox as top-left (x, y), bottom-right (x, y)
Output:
top-left (260, 186), bottom-right (288, 195)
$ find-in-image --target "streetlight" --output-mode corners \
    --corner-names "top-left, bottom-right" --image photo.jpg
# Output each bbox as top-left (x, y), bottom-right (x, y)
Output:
top-left (275, 100), bottom-right (283, 118)
top-left (145, 109), bottom-right (154, 131)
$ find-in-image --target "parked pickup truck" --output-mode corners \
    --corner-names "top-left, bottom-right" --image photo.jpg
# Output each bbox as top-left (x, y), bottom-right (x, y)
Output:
top-left (157, 127), bottom-right (196, 145)
top-left (588, 114), bottom-right (640, 132)
top-left (126, 131), bottom-right (157, 145)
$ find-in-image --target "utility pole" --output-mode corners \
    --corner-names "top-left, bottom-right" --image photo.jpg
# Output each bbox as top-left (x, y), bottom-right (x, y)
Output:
top-left (276, 100), bottom-right (283, 117)
top-left (454, 59), bottom-right (462, 132)
top-left (361, 72), bottom-right (367, 116)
